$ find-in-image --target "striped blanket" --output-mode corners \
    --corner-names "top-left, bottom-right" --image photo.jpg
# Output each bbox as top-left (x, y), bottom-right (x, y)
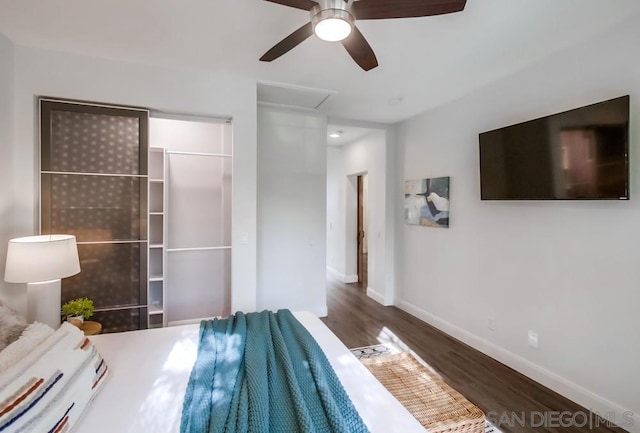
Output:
top-left (0, 322), bottom-right (108, 432)
top-left (180, 310), bottom-right (370, 433)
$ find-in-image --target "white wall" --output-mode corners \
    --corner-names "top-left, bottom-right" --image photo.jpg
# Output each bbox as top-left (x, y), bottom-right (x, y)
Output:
top-left (9, 46), bottom-right (258, 314)
top-left (326, 146), bottom-right (346, 279)
top-left (257, 106), bottom-right (327, 316)
top-left (326, 128), bottom-right (396, 304)
top-left (396, 14), bottom-right (640, 431)
top-left (0, 33), bottom-right (17, 306)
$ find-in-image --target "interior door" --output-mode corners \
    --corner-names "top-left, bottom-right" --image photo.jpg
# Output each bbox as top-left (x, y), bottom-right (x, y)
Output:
top-left (357, 175), bottom-right (367, 288)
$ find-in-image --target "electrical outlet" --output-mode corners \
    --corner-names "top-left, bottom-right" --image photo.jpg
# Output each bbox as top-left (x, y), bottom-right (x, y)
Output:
top-left (487, 317), bottom-right (496, 331)
top-left (528, 330), bottom-right (539, 349)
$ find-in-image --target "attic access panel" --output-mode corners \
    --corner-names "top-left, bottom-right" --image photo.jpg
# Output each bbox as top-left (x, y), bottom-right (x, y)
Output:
top-left (257, 82), bottom-right (336, 110)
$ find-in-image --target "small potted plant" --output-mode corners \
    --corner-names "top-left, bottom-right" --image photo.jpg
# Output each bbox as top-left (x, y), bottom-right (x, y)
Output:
top-left (61, 298), bottom-right (95, 325)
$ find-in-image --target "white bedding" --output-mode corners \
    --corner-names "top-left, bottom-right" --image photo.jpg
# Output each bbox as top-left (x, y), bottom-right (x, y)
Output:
top-left (76, 312), bottom-right (425, 432)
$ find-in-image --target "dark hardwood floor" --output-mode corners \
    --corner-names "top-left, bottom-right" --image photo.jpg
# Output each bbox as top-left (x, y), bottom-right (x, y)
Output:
top-left (321, 278), bottom-right (628, 433)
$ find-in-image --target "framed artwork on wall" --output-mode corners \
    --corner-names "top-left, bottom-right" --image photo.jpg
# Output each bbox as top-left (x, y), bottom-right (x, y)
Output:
top-left (404, 176), bottom-right (450, 228)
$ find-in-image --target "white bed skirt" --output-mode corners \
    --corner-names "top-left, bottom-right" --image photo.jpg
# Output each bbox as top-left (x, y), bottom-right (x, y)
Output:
top-left (76, 312), bottom-right (425, 432)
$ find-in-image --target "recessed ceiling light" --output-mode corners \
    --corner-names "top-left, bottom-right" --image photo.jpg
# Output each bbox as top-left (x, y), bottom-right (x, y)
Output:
top-left (389, 97), bottom-right (404, 105)
top-left (329, 130), bottom-right (343, 138)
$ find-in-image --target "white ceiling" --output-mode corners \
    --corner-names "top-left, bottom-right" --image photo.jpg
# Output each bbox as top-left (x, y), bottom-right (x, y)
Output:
top-left (1, 0), bottom-right (639, 124)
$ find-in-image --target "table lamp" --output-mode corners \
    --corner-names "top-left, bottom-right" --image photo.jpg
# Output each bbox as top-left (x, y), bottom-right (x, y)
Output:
top-left (4, 234), bottom-right (80, 328)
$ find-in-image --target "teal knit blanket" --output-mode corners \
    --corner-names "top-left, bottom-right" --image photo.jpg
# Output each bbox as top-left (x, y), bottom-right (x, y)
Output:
top-left (180, 309), bottom-right (370, 433)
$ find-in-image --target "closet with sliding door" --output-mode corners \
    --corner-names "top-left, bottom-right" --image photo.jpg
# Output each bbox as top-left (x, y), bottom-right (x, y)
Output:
top-left (40, 98), bottom-right (232, 332)
top-left (148, 115), bottom-right (232, 326)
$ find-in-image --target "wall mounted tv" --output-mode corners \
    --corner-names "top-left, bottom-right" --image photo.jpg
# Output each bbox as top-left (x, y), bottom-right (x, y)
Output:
top-left (479, 95), bottom-right (629, 200)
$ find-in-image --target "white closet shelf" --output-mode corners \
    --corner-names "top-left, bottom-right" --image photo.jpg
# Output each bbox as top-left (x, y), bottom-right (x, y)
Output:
top-left (149, 275), bottom-right (164, 282)
top-left (149, 244), bottom-right (164, 249)
top-left (167, 246), bottom-right (232, 253)
top-left (149, 179), bottom-right (164, 183)
top-left (149, 212), bottom-right (164, 216)
top-left (148, 306), bottom-right (164, 315)
top-left (166, 150), bottom-right (232, 158)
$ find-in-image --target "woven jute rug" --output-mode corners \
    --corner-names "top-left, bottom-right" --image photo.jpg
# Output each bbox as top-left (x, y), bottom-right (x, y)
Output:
top-left (361, 352), bottom-right (486, 433)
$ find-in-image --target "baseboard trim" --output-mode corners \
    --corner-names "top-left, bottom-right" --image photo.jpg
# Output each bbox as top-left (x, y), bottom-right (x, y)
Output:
top-left (314, 304), bottom-right (328, 318)
top-left (395, 299), bottom-right (638, 433)
top-left (366, 287), bottom-right (386, 305)
top-left (631, 413), bottom-right (640, 433)
top-left (326, 267), bottom-right (358, 284)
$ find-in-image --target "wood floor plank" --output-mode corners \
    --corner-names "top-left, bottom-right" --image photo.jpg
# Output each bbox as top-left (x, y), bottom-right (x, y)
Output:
top-left (321, 279), bottom-right (628, 433)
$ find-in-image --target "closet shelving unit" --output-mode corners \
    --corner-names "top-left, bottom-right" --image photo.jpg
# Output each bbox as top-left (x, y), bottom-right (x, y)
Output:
top-left (147, 147), bottom-right (166, 328)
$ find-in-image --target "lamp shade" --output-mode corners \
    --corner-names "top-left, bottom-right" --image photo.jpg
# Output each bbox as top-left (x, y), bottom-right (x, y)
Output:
top-left (4, 234), bottom-right (80, 283)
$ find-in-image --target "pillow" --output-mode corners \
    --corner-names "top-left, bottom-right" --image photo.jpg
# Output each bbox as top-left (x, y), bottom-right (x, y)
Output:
top-left (0, 322), bottom-right (55, 374)
top-left (0, 322), bottom-right (109, 432)
top-left (0, 301), bottom-right (27, 351)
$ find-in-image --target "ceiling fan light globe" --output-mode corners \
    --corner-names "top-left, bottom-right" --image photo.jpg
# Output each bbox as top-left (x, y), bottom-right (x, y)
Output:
top-left (315, 17), bottom-right (352, 42)
top-left (311, 6), bottom-right (354, 42)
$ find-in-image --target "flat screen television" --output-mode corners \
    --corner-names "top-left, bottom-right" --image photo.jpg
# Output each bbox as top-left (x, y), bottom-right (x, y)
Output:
top-left (479, 95), bottom-right (629, 200)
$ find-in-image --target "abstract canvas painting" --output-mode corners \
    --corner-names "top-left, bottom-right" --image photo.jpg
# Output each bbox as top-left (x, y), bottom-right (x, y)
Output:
top-left (404, 176), bottom-right (450, 228)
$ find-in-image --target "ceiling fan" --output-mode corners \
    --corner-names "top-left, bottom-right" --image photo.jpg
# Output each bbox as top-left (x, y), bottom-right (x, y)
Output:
top-left (259, 0), bottom-right (467, 71)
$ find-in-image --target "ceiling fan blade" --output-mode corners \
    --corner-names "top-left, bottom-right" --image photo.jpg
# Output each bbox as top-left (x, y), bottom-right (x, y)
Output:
top-left (351, 0), bottom-right (466, 20)
top-left (264, 0), bottom-right (318, 11)
top-left (260, 22), bottom-right (314, 62)
top-left (341, 26), bottom-right (378, 71)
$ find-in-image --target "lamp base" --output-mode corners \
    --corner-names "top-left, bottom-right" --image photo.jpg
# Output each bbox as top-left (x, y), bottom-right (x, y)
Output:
top-left (26, 280), bottom-right (61, 329)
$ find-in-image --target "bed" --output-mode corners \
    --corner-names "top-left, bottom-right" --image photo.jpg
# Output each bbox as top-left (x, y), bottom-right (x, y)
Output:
top-left (73, 311), bottom-right (425, 432)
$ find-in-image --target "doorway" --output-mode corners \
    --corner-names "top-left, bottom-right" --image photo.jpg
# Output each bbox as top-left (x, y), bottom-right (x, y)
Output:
top-left (357, 174), bottom-right (368, 288)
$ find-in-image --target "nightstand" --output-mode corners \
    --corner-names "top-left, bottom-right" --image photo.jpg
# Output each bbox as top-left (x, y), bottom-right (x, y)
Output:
top-left (80, 321), bottom-right (102, 336)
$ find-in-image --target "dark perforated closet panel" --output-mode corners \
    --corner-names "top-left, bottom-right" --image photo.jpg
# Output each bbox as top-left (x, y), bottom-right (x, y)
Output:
top-left (40, 99), bottom-right (149, 332)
